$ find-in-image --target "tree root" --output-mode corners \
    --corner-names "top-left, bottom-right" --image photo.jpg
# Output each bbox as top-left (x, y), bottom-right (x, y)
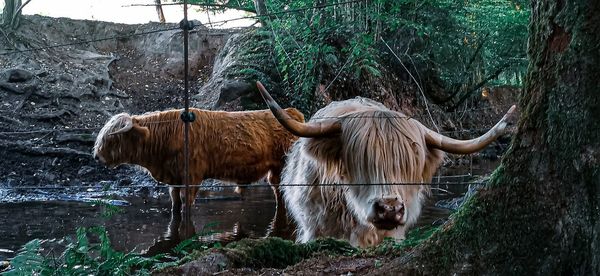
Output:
top-left (0, 27), bottom-right (18, 51)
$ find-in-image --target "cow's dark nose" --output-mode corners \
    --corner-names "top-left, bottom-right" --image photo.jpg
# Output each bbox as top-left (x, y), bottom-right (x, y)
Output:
top-left (371, 197), bottom-right (404, 230)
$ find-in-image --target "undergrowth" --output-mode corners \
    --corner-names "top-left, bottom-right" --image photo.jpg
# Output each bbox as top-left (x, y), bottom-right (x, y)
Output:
top-left (2, 227), bottom-right (168, 276)
top-left (3, 215), bottom-right (439, 275)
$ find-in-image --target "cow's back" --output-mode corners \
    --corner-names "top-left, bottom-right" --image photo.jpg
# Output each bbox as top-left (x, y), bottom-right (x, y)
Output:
top-left (192, 108), bottom-right (302, 183)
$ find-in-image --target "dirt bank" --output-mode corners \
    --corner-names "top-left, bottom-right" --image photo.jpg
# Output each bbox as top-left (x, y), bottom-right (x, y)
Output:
top-left (0, 15), bottom-right (232, 200)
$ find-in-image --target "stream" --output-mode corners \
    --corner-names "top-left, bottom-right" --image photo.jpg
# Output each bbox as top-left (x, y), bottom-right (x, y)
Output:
top-left (0, 168), bottom-right (493, 262)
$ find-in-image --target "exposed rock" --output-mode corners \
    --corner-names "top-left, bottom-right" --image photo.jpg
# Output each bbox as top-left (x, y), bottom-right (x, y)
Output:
top-left (193, 31), bottom-right (277, 111)
top-left (216, 80), bottom-right (254, 106)
top-left (2, 68), bottom-right (35, 83)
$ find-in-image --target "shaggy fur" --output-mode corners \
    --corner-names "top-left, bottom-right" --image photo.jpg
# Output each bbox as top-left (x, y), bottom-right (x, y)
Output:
top-left (93, 107), bottom-right (304, 215)
top-left (281, 97), bottom-right (445, 248)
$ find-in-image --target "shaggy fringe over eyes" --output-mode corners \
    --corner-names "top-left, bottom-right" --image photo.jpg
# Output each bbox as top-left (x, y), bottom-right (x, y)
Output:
top-left (341, 109), bottom-right (425, 189)
top-left (93, 113), bottom-right (132, 157)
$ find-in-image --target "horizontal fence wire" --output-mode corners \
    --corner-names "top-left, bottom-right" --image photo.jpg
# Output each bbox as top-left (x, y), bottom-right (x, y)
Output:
top-left (0, 26), bottom-right (179, 55)
top-left (0, 0), bottom-right (504, 135)
top-left (124, 0), bottom-right (369, 29)
top-left (0, 0), bottom-right (367, 56)
top-left (1, 181), bottom-right (486, 191)
top-left (0, 127), bottom-right (496, 136)
top-left (0, 113), bottom-right (503, 135)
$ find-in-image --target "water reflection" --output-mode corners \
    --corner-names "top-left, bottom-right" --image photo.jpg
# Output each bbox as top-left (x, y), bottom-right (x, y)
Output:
top-left (0, 187), bottom-right (279, 260)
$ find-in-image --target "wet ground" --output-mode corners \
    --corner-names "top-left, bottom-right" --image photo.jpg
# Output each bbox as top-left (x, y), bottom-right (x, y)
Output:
top-left (0, 173), bottom-right (484, 262)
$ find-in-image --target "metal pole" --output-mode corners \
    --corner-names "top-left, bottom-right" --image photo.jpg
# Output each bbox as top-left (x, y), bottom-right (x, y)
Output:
top-left (182, 0), bottom-right (192, 235)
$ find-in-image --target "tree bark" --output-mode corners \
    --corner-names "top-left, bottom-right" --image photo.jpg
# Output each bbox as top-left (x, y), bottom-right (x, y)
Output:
top-left (2, 0), bottom-right (20, 28)
top-left (2, 0), bottom-right (32, 29)
top-left (253, 0), bottom-right (268, 26)
top-left (154, 0), bottom-right (166, 23)
top-left (380, 0), bottom-right (600, 274)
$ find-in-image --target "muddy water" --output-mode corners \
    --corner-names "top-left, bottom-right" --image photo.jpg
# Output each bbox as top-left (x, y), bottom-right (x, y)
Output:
top-left (0, 175), bottom-right (483, 261)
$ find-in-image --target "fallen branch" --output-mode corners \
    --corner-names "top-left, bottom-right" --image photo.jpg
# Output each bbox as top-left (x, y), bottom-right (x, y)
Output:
top-left (55, 133), bottom-right (96, 144)
top-left (0, 140), bottom-right (91, 157)
top-left (13, 87), bottom-right (35, 112)
top-left (0, 82), bottom-right (24, 94)
top-left (0, 114), bottom-right (23, 125)
top-left (28, 145), bottom-right (91, 156)
top-left (21, 109), bottom-right (72, 120)
top-left (0, 127), bottom-right (98, 135)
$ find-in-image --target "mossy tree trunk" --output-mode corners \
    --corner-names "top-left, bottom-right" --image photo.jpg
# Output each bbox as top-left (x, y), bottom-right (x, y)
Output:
top-left (253, 0), bottom-right (268, 26)
top-left (383, 0), bottom-right (599, 274)
top-left (2, 0), bottom-right (20, 28)
top-left (2, 0), bottom-right (30, 29)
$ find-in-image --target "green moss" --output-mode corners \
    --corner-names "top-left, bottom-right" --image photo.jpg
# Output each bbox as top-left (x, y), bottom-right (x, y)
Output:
top-left (222, 237), bottom-right (357, 269)
top-left (367, 226), bottom-right (441, 256)
top-left (210, 28), bottom-right (276, 83)
top-left (483, 163), bottom-right (505, 188)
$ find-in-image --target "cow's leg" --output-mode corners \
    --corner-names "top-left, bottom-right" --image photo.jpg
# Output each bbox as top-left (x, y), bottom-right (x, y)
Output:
top-left (386, 225), bottom-right (407, 241)
top-left (234, 184), bottom-right (247, 199)
top-left (189, 186), bottom-right (200, 206)
top-left (296, 224), bottom-right (317, 243)
top-left (351, 225), bottom-right (380, 248)
top-left (166, 210), bottom-right (182, 239)
top-left (267, 168), bottom-right (289, 234)
top-left (268, 168), bottom-right (285, 214)
top-left (169, 186), bottom-right (182, 214)
top-left (179, 186), bottom-right (199, 210)
top-left (176, 185), bottom-right (199, 240)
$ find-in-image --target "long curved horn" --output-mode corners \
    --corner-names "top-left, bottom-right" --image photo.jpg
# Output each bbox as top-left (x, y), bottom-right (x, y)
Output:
top-left (108, 115), bottom-right (134, 136)
top-left (420, 105), bottom-right (517, 154)
top-left (256, 81), bottom-right (341, 137)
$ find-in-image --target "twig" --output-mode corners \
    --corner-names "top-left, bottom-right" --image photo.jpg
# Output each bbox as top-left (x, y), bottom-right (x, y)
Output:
top-left (381, 37), bottom-right (439, 132)
top-left (448, 63), bottom-right (512, 111)
top-left (0, 27), bottom-right (18, 50)
top-left (321, 44), bottom-right (357, 94)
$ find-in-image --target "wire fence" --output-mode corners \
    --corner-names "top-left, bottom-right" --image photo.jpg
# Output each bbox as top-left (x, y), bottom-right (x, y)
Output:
top-left (0, 112), bottom-right (506, 136)
top-left (0, 0), bottom-right (368, 56)
top-left (1, 181), bottom-right (487, 191)
top-left (0, 27), bottom-right (179, 56)
top-left (0, 1), bottom-right (506, 193)
top-left (134, 0), bottom-right (369, 29)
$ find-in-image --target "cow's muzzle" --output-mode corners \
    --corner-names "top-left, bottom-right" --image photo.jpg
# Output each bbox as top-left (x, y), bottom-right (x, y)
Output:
top-left (370, 197), bottom-right (405, 230)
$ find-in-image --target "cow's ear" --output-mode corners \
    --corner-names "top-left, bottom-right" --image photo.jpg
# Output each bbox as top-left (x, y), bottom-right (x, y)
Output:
top-left (131, 119), bottom-right (150, 140)
top-left (304, 137), bottom-right (343, 163)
